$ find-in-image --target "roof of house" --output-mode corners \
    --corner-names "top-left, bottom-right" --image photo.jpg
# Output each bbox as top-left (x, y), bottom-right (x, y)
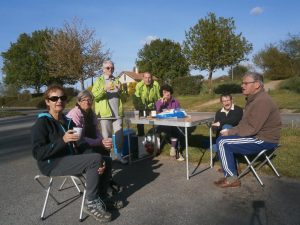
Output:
top-left (118, 71), bottom-right (158, 81)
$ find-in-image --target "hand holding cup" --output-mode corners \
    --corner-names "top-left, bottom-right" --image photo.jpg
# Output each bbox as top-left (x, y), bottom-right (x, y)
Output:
top-left (102, 138), bottom-right (113, 150)
top-left (220, 128), bottom-right (229, 136)
top-left (63, 129), bottom-right (81, 143)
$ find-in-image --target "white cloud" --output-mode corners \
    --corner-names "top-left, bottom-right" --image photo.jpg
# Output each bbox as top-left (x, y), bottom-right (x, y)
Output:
top-left (140, 35), bottom-right (158, 45)
top-left (250, 6), bottom-right (264, 15)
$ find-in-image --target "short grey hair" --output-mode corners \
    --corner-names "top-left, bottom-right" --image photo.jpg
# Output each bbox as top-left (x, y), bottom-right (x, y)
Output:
top-left (102, 60), bottom-right (114, 68)
top-left (77, 90), bottom-right (93, 102)
top-left (244, 72), bottom-right (264, 86)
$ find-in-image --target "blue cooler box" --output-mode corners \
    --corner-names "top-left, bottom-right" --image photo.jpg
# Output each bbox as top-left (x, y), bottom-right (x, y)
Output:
top-left (112, 128), bottom-right (136, 156)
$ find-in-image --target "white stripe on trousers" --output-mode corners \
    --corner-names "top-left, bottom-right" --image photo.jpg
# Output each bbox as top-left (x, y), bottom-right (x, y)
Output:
top-left (218, 137), bottom-right (264, 177)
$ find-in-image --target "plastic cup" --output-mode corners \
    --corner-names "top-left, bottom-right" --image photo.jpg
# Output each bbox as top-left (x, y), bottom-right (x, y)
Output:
top-left (109, 81), bottom-right (115, 90)
top-left (151, 110), bottom-right (157, 117)
top-left (73, 127), bottom-right (82, 138)
top-left (134, 110), bottom-right (140, 119)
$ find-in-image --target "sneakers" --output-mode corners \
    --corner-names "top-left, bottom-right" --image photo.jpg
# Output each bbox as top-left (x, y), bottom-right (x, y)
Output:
top-left (177, 153), bottom-right (185, 161)
top-left (83, 197), bottom-right (112, 222)
top-left (170, 147), bottom-right (176, 157)
top-left (116, 153), bottom-right (128, 164)
top-left (103, 197), bottom-right (125, 210)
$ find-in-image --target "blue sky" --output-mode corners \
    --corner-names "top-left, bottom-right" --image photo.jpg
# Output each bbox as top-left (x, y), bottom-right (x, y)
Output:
top-left (1, 0), bottom-right (299, 89)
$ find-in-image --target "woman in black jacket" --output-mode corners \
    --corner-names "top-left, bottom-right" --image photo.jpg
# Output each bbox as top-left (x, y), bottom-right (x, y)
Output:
top-left (31, 85), bottom-right (112, 223)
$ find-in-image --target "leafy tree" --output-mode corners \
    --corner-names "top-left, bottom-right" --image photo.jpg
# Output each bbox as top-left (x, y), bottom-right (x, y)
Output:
top-left (46, 18), bottom-right (110, 90)
top-left (1, 30), bottom-right (53, 93)
top-left (183, 12), bottom-right (252, 92)
top-left (0, 81), bottom-right (4, 96)
top-left (228, 64), bottom-right (249, 80)
top-left (280, 33), bottom-right (300, 76)
top-left (136, 38), bottom-right (189, 80)
top-left (253, 45), bottom-right (293, 80)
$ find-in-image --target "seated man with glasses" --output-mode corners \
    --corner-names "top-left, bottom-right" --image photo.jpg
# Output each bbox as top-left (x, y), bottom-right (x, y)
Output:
top-left (92, 60), bottom-right (128, 164)
top-left (214, 72), bottom-right (281, 188)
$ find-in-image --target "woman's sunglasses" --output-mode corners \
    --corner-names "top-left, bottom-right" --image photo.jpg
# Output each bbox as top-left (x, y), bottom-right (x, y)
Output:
top-left (47, 95), bottom-right (67, 102)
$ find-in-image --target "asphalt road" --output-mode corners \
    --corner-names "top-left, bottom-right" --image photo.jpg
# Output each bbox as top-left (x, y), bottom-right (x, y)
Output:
top-left (0, 114), bottom-right (300, 225)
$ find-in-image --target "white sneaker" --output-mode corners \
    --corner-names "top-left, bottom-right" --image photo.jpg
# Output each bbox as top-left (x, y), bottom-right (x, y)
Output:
top-left (177, 153), bottom-right (184, 161)
top-left (117, 154), bottom-right (128, 164)
top-left (170, 147), bottom-right (176, 157)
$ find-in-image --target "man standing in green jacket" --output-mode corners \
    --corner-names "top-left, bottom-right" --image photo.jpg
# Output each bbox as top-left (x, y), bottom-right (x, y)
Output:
top-left (133, 72), bottom-right (160, 136)
top-left (92, 60), bottom-right (127, 164)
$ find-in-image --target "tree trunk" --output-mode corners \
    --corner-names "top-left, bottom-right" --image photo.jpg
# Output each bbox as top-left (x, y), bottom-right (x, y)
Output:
top-left (208, 70), bottom-right (213, 94)
top-left (80, 78), bottom-right (85, 90)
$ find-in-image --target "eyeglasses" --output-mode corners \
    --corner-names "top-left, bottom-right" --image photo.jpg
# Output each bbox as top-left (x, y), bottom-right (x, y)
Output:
top-left (105, 67), bottom-right (114, 70)
top-left (80, 99), bottom-right (92, 103)
top-left (241, 81), bottom-right (256, 85)
top-left (47, 95), bottom-right (67, 102)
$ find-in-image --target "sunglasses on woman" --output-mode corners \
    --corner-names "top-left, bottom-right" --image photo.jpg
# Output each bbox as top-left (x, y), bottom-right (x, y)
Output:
top-left (47, 95), bottom-right (67, 102)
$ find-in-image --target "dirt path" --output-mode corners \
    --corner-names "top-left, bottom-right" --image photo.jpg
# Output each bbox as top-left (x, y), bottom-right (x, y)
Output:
top-left (264, 80), bottom-right (282, 91)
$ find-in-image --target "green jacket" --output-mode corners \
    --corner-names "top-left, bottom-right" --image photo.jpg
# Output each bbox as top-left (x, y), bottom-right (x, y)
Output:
top-left (133, 80), bottom-right (160, 110)
top-left (91, 75), bottom-right (125, 118)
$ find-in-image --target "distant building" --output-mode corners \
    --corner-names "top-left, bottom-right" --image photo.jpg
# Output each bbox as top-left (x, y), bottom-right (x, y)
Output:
top-left (118, 71), bottom-right (158, 84)
top-left (118, 69), bottom-right (159, 95)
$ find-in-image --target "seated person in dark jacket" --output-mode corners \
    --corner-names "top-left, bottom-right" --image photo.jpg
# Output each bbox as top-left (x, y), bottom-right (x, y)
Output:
top-left (31, 85), bottom-right (120, 223)
top-left (211, 94), bottom-right (243, 152)
top-left (155, 84), bottom-right (185, 161)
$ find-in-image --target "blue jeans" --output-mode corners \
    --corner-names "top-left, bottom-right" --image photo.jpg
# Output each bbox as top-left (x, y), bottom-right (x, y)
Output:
top-left (212, 124), bottom-right (233, 152)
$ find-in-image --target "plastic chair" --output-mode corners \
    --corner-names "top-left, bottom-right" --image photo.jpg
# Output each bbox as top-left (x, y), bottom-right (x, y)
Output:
top-left (238, 145), bottom-right (281, 186)
top-left (34, 175), bottom-right (86, 222)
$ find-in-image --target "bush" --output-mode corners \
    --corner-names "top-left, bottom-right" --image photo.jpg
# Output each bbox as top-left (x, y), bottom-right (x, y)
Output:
top-left (214, 83), bottom-right (242, 94)
top-left (171, 76), bottom-right (203, 95)
top-left (279, 76), bottom-right (300, 93)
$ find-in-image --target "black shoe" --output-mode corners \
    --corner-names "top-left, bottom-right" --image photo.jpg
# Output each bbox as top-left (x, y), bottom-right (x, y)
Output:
top-left (103, 197), bottom-right (124, 210)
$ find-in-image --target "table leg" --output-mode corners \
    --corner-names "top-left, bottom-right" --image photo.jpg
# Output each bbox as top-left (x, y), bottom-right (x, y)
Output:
top-left (209, 126), bottom-right (213, 168)
top-left (128, 133), bottom-right (132, 165)
top-left (185, 126), bottom-right (189, 180)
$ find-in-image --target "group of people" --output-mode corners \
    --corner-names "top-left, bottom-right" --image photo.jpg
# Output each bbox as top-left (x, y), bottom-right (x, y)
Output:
top-left (212, 72), bottom-right (281, 188)
top-left (31, 58), bottom-right (281, 223)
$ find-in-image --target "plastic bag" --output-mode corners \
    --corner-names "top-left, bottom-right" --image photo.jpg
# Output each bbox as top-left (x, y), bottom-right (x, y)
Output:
top-left (155, 108), bottom-right (187, 119)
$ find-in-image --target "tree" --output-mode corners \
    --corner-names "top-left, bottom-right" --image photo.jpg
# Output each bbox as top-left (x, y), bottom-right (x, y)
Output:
top-left (1, 30), bottom-right (53, 93)
top-left (228, 64), bottom-right (249, 80)
top-left (280, 33), bottom-right (300, 76)
top-left (136, 38), bottom-right (189, 81)
top-left (46, 18), bottom-right (110, 90)
top-left (183, 12), bottom-right (252, 92)
top-left (253, 45), bottom-right (293, 80)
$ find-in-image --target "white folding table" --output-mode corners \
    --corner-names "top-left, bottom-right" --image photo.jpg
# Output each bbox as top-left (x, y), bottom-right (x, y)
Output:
top-left (124, 115), bottom-right (214, 180)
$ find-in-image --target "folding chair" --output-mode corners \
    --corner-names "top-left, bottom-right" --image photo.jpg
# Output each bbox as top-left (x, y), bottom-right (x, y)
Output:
top-left (34, 175), bottom-right (86, 222)
top-left (238, 145), bottom-right (281, 186)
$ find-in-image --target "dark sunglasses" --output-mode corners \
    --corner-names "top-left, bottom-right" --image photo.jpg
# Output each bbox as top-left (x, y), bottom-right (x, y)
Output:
top-left (105, 67), bottom-right (114, 70)
top-left (47, 95), bottom-right (67, 102)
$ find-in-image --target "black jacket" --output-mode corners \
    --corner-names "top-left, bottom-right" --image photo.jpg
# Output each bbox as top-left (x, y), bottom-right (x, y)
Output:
top-left (213, 105), bottom-right (243, 137)
top-left (31, 112), bottom-right (88, 175)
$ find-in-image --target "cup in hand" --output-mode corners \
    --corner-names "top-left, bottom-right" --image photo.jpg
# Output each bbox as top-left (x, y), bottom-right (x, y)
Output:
top-left (73, 127), bottom-right (83, 138)
top-left (103, 138), bottom-right (113, 149)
